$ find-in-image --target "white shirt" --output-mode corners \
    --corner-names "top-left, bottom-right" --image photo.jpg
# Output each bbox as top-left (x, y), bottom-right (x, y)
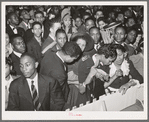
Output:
top-left (10, 25), bottom-right (18, 34)
top-left (13, 51), bottom-right (22, 58)
top-left (26, 73), bottom-right (39, 96)
top-left (56, 52), bottom-right (66, 71)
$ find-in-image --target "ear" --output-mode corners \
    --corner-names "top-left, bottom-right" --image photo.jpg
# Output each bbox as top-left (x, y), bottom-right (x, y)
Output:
top-left (125, 34), bottom-right (127, 38)
top-left (10, 66), bottom-right (12, 70)
top-left (35, 62), bottom-right (39, 69)
top-left (31, 29), bottom-right (33, 33)
top-left (11, 44), bottom-right (14, 50)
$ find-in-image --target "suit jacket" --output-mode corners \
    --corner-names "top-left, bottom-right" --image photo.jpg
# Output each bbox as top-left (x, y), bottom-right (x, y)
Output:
top-left (18, 21), bottom-right (30, 31)
top-left (39, 51), bottom-right (69, 101)
top-left (41, 36), bottom-right (54, 52)
top-left (7, 74), bottom-right (65, 111)
top-left (9, 52), bottom-right (22, 75)
top-left (6, 24), bottom-right (25, 38)
top-left (24, 25), bottom-right (49, 44)
top-left (27, 37), bottom-right (43, 63)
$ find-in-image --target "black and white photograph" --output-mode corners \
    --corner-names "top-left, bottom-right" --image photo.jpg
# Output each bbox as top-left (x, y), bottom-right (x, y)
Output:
top-left (2, 1), bottom-right (147, 120)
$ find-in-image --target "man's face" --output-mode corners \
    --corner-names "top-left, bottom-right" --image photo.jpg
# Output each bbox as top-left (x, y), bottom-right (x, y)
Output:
top-left (20, 56), bottom-right (37, 79)
top-left (116, 13), bottom-right (124, 23)
top-left (89, 28), bottom-right (100, 44)
top-left (9, 14), bottom-right (19, 25)
top-left (127, 30), bottom-right (137, 44)
top-left (56, 32), bottom-right (67, 48)
top-left (13, 37), bottom-right (26, 54)
top-left (114, 27), bottom-right (126, 43)
top-left (85, 19), bottom-right (95, 32)
top-left (32, 24), bottom-right (42, 37)
top-left (95, 11), bottom-right (104, 20)
top-left (127, 18), bottom-right (136, 27)
top-left (21, 10), bottom-right (30, 20)
top-left (75, 17), bottom-right (82, 27)
top-left (34, 13), bottom-right (44, 24)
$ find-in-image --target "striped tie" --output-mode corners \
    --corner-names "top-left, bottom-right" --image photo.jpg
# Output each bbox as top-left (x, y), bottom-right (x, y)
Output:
top-left (31, 81), bottom-right (41, 111)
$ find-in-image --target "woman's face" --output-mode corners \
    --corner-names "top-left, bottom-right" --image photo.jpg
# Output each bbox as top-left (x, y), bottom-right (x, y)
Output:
top-left (114, 49), bottom-right (125, 65)
top-left (5, 64), bottom-right (11, 78)
top-left (63, 17), bottom-right (71, 27)
top-left (76, 38), bottom-right (86, 52)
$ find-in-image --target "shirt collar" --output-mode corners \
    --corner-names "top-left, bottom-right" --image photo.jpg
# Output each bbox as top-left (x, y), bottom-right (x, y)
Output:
top-left (13, 51), bottom-right (22, 58)
top-left (26, 73), bottom-right (38, 82)
top-left (56, 52), bottom-right (64, 63)
top-left (9, 25), bottom-right (16, 30)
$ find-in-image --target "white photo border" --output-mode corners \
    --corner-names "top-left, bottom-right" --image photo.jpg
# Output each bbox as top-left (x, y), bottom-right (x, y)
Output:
top-left (1, 1), bottom-right (148, 120)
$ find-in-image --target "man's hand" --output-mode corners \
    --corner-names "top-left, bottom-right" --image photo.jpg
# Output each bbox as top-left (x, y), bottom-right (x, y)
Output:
top-left (78, 83), bottom-right (86, 94)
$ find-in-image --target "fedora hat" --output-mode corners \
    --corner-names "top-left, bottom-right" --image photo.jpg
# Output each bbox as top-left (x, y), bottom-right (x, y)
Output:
top-left (70, 32), bottom-right (94, 52)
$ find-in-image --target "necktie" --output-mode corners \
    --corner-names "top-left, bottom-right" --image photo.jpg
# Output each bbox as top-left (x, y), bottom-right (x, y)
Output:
top-left (31, 81), bottom-right (41, 111)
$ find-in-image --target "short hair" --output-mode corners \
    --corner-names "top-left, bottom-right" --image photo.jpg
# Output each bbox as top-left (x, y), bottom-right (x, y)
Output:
top-left (21, 52), bottom-right (36, 62)
top-left (48, 16), bottom-right (61, 29)
top-left (32, 21), bottom-right (42, 29)
top-left (55, 28), bottom-right (66, 37)
top-left (34, 11), bottom-right (44, 18)
top-left (6, 12), bottom-right (16, 21)
top-left (97, 44), bottom-right (117, 59)
top-left (127, 27), bottom-right (138, 35)
top-left (97, 17), bottom-right (107, 24)
top-left (114, 26), bottom-right (126, 34)
top-left (10, 34), bottom-right (23, 45)
top-left (62, 41), bottom-right (82, 58)
top-left (89, 26), bottom-right (100, 34)
top-left (85, 17), bottom-right (95, 24)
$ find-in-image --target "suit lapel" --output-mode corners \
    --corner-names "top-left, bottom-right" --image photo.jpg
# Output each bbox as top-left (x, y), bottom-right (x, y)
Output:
top-left (20, 77), bottom-right (33, 104)
top-left (38, 74), bottom-right (47, 104)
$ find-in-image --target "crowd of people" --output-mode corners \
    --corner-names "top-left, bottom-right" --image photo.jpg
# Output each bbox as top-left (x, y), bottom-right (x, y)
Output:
top-left (5, 5), bottom-right (144, 111)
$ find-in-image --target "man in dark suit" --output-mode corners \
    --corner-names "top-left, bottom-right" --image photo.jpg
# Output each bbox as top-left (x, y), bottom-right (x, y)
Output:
top-left (39, 42), bottom-right (82, 101)
top-left (41, 17), bottom-right (61, 55)
top-left (24, 11), bottom-right (49, 44)
top-left (10, 34), bottom-right (26, 75)
top-left (6, 12), bottom-right (25, 38)
top-left (7, 53), bottom-right (65, 111)
top-left (27, 22), bottom-right (44, 63)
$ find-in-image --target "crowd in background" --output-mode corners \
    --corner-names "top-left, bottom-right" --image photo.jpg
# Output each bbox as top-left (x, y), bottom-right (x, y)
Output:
top-left (5, 5), bottom-right (144, 111)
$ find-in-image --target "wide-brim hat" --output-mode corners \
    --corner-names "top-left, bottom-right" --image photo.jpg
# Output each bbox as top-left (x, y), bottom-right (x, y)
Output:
top-left (70, 32), bottom-right (94, 52)
top-left (103, 21), bottom-right (121, 30)
top-left (61, 7), bottom-right (71, 21)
